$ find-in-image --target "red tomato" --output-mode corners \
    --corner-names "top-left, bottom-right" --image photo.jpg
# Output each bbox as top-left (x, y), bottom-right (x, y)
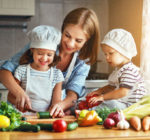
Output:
top-left (53, 120), bottom-right (67, 132)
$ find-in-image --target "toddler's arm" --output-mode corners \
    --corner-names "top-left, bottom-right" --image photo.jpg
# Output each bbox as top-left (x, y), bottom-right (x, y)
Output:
top-left (87, 84), bottom-right (115, 97)
top-left (88, 86), bottom-right (128, 106)
top-left (101, 87), bottom-right (129, 100)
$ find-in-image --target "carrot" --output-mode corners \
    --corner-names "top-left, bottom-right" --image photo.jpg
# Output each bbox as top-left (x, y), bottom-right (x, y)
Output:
top-left (142, 116), bottom-right (150, 131)
top-left (129, 116), bottom-right (141, 131)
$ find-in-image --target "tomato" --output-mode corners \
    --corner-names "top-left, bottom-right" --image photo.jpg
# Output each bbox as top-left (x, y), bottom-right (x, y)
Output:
top-left (53, 120), bottom-right (67, 132)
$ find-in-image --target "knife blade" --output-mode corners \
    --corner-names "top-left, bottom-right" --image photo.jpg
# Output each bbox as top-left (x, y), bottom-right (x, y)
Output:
top-left (27, 109), bottom-right (37, 113)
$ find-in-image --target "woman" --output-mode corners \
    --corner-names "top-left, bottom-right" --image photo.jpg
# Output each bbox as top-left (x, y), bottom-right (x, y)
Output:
top-left (0, 7), bottom-right (100, 117)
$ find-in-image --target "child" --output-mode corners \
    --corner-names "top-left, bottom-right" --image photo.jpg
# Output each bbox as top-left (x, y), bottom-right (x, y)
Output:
top-left (8, 25), bottom-right (64, 115)
top-left (87, 28), bottom-right (147, 110)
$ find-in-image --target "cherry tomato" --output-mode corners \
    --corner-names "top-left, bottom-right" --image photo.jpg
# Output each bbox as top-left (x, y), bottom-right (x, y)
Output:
top-left (53, 120), bottom-right (67, 132)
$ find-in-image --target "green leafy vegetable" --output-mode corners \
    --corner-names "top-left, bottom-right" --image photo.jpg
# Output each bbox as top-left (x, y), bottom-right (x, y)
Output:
top-left (95, 107), bottom-right (117, 125)
top-left (0, 101), bottom-right (28, 131)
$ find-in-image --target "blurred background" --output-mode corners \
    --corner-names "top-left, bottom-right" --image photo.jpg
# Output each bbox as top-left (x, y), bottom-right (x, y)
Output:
top-left (0, 0), bottom-right (143, 78)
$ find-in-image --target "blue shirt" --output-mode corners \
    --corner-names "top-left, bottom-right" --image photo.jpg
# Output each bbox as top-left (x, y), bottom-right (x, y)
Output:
top-left (0, 43), bottom-right (90, 98)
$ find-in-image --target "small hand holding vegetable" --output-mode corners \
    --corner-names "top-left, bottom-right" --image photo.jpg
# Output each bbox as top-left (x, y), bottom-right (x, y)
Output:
top-left (78, 95), bottom-right (102, 110)
top-left (78, 110), bottom-right (102, 126)
top-left (117, 110), bottom-right (130, 130)
top-left (88, 95), bottom-right (104, 107)
top-left (49, 103), bottom-right (65, 118)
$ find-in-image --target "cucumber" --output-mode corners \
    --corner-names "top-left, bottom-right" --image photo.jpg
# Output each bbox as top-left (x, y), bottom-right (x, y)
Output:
top-left (16, 124), bottom-right (40, 132)
top-left (37, 112), bottom-right (52, 119)
top-left (67, 122), bottom-right (78, 131)
top-left (37, 123), bottom-right (53, 131)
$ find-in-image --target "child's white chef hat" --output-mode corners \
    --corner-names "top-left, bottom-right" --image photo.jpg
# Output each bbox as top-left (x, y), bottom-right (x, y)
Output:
top-left (27, 25), bottom-right (61, 51)
top-left (101, 29), bottom-right (137, 59)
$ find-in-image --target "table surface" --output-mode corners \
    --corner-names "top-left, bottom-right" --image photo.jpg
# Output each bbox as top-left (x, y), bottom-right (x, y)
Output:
top-left (0, 125), bottom-right (150, 140)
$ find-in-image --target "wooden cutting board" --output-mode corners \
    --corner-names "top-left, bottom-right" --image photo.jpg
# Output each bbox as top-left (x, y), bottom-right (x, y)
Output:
top-left (24, 115), bottom-right (77, 124)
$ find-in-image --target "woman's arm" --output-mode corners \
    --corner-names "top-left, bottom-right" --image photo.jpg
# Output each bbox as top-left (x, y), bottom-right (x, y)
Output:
top-left (0, 69), bottom-right (31, 110)
top-left (61, 90), bottom-right (78, 111)
top-left (59, 60), bottom-right (90, 112)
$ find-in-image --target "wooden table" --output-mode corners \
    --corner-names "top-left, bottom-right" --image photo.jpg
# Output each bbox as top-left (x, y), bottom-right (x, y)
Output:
top-left (0, 125), bottom-right (150, 140)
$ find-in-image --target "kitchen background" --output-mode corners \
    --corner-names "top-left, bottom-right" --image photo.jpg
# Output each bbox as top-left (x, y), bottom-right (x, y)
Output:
top-left (0, 0), bottom-right (143, 100)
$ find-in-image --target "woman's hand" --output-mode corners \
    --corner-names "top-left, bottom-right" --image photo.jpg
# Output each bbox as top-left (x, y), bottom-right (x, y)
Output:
top-left (49, 102), bottom-right (65, 118)
top-left (15, 92), bottom-right (31, 111)
top-left (8, 91), bottom-right (32, 112)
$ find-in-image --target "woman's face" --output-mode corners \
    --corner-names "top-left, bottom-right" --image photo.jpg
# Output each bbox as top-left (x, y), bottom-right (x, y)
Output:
top-left (61, 24), bottom-right (88, 54)
top-left (31, 48), bottom-right (55, 71)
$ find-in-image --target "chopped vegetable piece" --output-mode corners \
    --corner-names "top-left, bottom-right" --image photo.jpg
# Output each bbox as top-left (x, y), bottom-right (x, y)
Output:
top-left (37, 112), bottom-right (52, 119)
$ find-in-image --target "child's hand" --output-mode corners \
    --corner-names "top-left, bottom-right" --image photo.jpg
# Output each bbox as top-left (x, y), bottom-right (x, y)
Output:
top-left (88, 95), bottom-right (104, 106)
top-left (49, 103), bottom-right (65, 118)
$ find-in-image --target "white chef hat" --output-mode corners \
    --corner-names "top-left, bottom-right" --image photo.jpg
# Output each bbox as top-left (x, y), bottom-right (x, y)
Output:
top-left (27, 25), bottom-right (61, 51)
top-left (101, 28), bottom-right (137, 59)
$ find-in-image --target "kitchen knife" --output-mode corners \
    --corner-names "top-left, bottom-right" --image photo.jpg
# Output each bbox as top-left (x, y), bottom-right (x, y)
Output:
top-left (27, 109), bottom-right (37, 113)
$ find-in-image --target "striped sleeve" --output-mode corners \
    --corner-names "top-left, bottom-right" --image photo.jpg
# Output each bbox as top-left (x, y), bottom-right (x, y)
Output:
top-left (53, 68), bottom-right (64, 84)
top-left (14, 65), bottom-right (27, 82)
top-left (119, 67), bottom-right (140, 89)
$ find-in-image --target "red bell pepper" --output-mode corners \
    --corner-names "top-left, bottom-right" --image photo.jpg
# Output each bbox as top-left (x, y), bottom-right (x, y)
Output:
top-left (78, 95), bottom-right (102, 110)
